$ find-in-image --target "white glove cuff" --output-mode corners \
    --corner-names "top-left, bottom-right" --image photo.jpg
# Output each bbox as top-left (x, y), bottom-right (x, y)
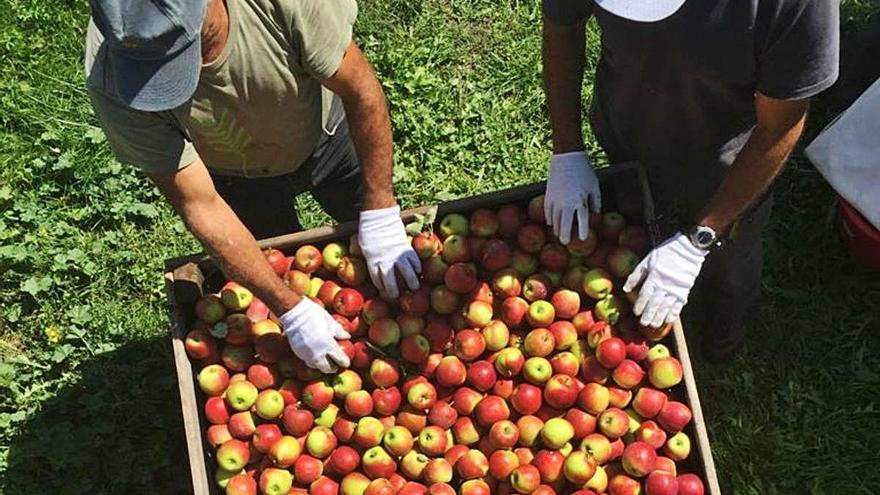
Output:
top-left (550, 151), bottom-right (593, 170)
top-left (359, 205), bottom-right (401, 227)
top-left (279, 298), bottom-right (317, 337)
top-left (672, 233), bottom-right (710, 262)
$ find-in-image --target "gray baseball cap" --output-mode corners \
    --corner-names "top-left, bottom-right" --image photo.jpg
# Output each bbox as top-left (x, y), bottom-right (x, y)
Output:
top-left (89, 0), bottom-right (208, 111)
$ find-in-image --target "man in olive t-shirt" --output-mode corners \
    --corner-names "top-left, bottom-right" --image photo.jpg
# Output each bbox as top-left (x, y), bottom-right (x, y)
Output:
top-left (540, 0), bottom-right (839, 361)
top-left (85, 0), bottom-right (421, 373)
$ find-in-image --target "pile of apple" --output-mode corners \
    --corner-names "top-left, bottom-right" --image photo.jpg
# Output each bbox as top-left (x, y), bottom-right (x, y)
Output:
top-left (185, 195), bottom-right (707, 495)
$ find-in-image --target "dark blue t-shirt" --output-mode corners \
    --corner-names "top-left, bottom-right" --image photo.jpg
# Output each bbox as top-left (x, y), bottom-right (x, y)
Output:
top-left (543, 0), bottom-right (839, 219)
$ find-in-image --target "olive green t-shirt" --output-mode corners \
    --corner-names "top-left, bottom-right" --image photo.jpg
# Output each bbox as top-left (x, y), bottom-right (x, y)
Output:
top-left (85, 0), bottom-right (357, 177)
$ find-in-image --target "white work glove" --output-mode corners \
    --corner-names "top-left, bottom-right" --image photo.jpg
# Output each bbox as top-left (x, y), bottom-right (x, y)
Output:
top-left (358, 205), bottom-right (421, 298)
top-left (280, 298), bottom-right (350, 374)
top-left (623, 233), bottom-right (708, 328)
top-left (544, 151), bottom-right (602, 244)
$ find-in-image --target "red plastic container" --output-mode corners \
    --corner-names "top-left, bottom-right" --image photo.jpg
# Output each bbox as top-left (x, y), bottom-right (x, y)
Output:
top-left (839, 196), bottom-right (880, 270)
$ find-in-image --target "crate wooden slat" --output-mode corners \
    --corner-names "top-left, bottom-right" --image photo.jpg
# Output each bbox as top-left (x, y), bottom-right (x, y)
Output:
top-left (164, 162), bottom-right (720, 494)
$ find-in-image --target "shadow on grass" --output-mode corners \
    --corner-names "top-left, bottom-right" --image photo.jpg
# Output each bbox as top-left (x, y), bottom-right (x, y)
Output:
top-left (4, 337), bottom-right (192, 494)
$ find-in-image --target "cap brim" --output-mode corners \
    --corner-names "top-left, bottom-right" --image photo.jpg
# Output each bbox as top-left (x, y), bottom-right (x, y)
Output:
top-left (110, 38), bottom-right (201, 112)
top-left (595, 0), bottom-right (686, 22)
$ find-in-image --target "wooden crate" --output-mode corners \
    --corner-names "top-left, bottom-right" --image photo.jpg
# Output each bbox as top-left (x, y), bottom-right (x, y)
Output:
top-left (164, 162), bottom-right (720, 494)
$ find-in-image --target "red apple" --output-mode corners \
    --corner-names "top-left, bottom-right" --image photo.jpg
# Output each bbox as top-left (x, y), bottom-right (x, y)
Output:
top-left (268, 435), bottom-right (300, 468)
top-left (549, 351), bottom-right (580, 377)
top-left (489, 419), bottom-right (520, 449)
top-left (488, 449), bottom-right (520, 480)
top-left (632, 388), bottom-right (668, 419)
top-left (598, 408), bottom-right (630, 439)
top-left (226, 474), bottom-right (257, 495)
top-left (510, 464), bottom-right (541, 494)
top-left (282, 405), bottom-right (314, 436)
top-left (522, 274), bottom-right (552, 302)
top-left (549, 290), bottom-right (580, 320)
top-left (474, 394), bottom-right (510, 426)
top-left (607, 474), bottom-right (641, 495)
top-left (423, 256), bottom-right (449, 286)
top-left (430, 285), bottom-right (461, 315)
top-left (622, 441), bottom-right (657, 478)
top-left (333, 288), bottom-right (364, 317)
top-left (400, 334), bottom-right (431, 364)
top-left (453, 328), bottom-right (487, 361)
top-left (470, 208), bottom-right (500, 237)
top-left (452, 417), bottom-right (481, 446)
top-left (648, 357), bottom-right (683, 389)
top-left (543, 374), bottom-right (579, 409)
top-left (441, 235), bottom-right (472, 264)
top-left (294, 455), bottom-right (324, 485)
top-left (596, 337), bottom-right (627, 368)
top-left (578, 382), bottom-right (610, 415)
top-left (500, 296), bottom-right (529, 328)
top-left (562, 450), bottom-right (598, 486)
top-left (657, 401), bottom-right (692, 433)
top-left (369, 358), bottom-right (401, 388)
top-left (612, 359), bottom-right (646, 390)
top-left (644, 470), bottom-right (678, 495)
top-left (311, 476), bottom-right (340, 495)
top-left (252, 423), bottom-right (283, 453)
top-left (635, 420), bottom-right (668, 450)
top-left (445, 262), bottom-right (479, 294)
top-left (498, 205), bottom-right (525, 238)
top-left (539, 242), bottom-right (569, 273)
top-left (517, 224), bottom-right (546, 254)
top-left (337, 256), bottom-right (368, 287)
top-left (565, 408), bottom-right (597, 439)
top-left (185, 329), bottom-right (218, 360)
top-left (676, 474), bottom-right (705, 495)
top-left (492, 269), bottom-right (523, 298)
top-left (457, 449), bottom-right (490, 480)
top-left (204, 396), bottom-right (231, 425)
top-left (412, 231), bottom-right (443, 260)
top-left (301, 380), bottom-right (335, 411)
top-left (481, 238), bottom-right (513, 271)
top-left (435, 355), bottom-right (467, 387)
top-left (459, 480), bottom-right (490, 495)
top-left (533, 449), bottom-right (565, 483)
top-left (427, 400), bottom-right (459, 429)
top-left (327, 445), bottom-right (361, 476)
top-left (206, 424), bottom-right (232, 448)
top-left (195, 294), bottom-right (226, 324)
top-left (547, 321), bottom-right (577, 350)
top-left (466, 360), bottom-right (498, 391)
top-left (494, 347), bottom-right (525, 378)
top-left (197, 364), bottom-right (230, 397)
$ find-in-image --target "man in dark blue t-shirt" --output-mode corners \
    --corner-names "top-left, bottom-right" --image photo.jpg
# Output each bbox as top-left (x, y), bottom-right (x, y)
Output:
top-left (540, 0), bottom-right (839, 361)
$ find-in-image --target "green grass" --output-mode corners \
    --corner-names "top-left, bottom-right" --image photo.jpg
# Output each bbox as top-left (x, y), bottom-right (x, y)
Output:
top-left (1, 0), bottom-right (879, 493)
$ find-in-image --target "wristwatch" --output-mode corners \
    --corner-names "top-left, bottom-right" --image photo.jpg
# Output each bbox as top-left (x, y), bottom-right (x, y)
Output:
top-left (684, 225), bottom-right (721, 251)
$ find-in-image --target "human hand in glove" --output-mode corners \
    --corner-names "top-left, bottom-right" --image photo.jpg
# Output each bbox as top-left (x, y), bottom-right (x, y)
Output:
top-left (623, 233), bottom-right (708, 328)
top-left (281, 298), bottom-right (351, 373)
top-left (544, 151), bottom-right (602, 245)
top-left (359, 205), bottom-right (421, 298)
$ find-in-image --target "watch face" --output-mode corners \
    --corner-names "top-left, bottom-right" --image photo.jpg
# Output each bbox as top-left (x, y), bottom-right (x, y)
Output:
top-left (695, 230), bottom-right (714, 247)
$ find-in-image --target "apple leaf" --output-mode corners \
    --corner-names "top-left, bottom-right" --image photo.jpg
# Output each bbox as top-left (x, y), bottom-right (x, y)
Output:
top-left (404, 222), bottom-right (423, 236)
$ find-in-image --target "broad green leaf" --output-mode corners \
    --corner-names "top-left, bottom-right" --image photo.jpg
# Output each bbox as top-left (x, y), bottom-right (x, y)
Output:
top-left (20, 275), bottom-right (52, 296)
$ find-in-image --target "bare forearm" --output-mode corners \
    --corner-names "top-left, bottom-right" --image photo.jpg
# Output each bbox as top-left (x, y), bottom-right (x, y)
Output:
top-left (181, 195), bottom-right (301, 314)
top-left (697, 95), bottom-right (808, 232)
top-left (324, 43), bottom-right (396, 211)
top-left (543, 19), bottom-right (587, 154)
top-left (342, 79), bottom-right (395, 210)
